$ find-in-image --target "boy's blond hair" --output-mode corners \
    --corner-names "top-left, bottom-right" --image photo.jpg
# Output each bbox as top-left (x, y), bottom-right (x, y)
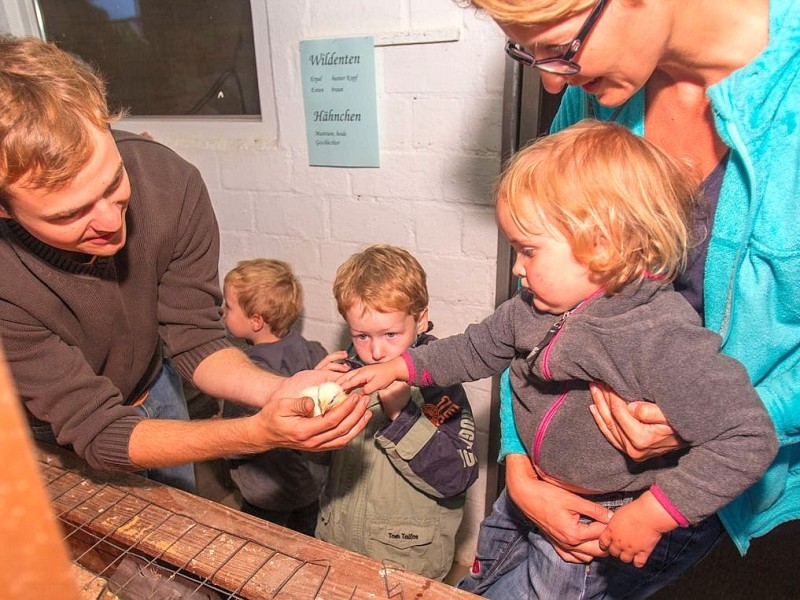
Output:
top-left (224, 259), bottom-right (303, 338)
top-left (0, 35), bottom-right (125, 203)
top-left (497, 120), bottom-right (700, 293)
top-left (333, 244), bottom-right (428, 319)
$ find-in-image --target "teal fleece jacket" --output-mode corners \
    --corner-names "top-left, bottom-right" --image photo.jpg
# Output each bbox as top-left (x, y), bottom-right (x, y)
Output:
top-left (499, 0), bottom-right (800, 554)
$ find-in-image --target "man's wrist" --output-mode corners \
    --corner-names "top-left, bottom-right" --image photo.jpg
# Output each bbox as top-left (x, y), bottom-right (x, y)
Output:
top-left (241, 412), bottom-right (275, 454)
top-left (259, 371), bottom-right (286, 405)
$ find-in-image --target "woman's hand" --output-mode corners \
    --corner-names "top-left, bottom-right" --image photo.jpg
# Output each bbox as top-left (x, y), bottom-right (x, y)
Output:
top-left (505, 454), bottom-right (612, 563)
top-left (589, 383), bottom-right (687, 462)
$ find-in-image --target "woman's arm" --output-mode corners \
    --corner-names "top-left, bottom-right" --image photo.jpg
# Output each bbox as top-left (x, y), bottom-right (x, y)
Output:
top-left (505, 454), bottom-right (612, 563)
top-left (499, 368), bottom-right (613, 563)
top-left (500, 376), bottom-right (680, 564)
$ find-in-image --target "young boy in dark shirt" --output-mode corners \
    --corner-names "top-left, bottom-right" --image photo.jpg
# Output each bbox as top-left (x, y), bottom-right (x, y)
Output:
top-left (222, 258), bottom-right (328, 535)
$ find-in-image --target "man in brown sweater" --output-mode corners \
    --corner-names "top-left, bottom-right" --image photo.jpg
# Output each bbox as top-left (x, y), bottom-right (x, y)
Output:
top-left (0, 35), bottom-right (370, 490)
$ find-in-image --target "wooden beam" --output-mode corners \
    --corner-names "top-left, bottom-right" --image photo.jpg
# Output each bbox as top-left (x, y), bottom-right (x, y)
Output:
top-left (39, 443), bottom-right (479, 599)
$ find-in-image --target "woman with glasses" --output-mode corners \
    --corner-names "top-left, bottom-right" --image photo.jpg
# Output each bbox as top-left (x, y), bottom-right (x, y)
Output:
top-left (461, 0), bottom-right (800, 597)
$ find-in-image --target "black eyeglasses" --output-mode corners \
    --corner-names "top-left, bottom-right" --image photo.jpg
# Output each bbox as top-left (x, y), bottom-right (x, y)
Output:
top-left (505, 0), bottom-right (609, 76)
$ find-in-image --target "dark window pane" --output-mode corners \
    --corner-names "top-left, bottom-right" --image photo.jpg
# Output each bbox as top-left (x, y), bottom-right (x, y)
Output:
top-left (37, 0), bottom-right (261, 116)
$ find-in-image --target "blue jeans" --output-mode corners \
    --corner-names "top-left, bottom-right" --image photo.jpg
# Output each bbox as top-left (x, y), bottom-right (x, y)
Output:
top-left (32, 360), bottom-right (197, 494)
top-left (458, 489), bottom-right (724, 599)
top-left (134, 360), bottom-right (197, 493)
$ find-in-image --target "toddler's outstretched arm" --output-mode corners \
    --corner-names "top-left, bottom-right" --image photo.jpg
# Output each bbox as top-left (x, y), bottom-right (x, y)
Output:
top-left (598, 491), bottom-right (679, 568)
top-left (337, 356), bottom-right (409, 394)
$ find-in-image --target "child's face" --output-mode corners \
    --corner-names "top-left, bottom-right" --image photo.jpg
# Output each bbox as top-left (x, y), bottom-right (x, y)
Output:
top-left (222, 285), bottom-right (252, 340)
top-left (497, 199), bottom-right (603, 314)
top-left (345, 300), bottom-right (427, 365)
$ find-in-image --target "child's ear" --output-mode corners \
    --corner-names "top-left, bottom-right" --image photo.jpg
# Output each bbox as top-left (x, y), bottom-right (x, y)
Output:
top-left (588, 234), bottom-right (614, 284)
top-left (591, 233), bottom-right (613, 261)
top-left (250, 314), bottom-right (265, 333)
top-left (415, 307), bottom-right (430, 335)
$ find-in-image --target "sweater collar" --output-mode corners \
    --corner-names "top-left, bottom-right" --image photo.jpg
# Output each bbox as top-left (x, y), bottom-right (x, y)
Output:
top-left (1, 218), bottom-right (115, 276)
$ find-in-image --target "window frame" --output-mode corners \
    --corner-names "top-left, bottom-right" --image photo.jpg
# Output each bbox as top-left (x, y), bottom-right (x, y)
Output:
top-left (2, 0), bottom-right (278, 145)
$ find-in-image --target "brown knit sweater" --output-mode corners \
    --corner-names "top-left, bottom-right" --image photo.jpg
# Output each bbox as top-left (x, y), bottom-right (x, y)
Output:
top-left (0, 131), bottom-right (232, 470)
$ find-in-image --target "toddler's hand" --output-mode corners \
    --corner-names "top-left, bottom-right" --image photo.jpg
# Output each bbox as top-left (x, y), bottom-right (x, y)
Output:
top-left (315, 350), bottom-right (350, 372)
top-left (598, 491), bottom-right (677, 567)
top-left (337, 357), bottom-right (408, 394)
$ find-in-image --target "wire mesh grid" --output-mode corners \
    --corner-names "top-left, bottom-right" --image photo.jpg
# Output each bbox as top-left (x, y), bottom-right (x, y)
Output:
top-left (38, 458), bottom-right (410, 600)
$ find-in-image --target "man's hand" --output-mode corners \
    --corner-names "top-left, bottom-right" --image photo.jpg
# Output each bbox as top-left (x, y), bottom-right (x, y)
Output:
top-left (589, 383), bottom-right (686, 462)
top-left (269, 369), bottom-right (337, 401)
top-left (337, 356), bottom-right (408, 395)
top-left (250, 390), bottom-right (371, 452)
top-left (129, 377), bottom-right (370, 468)
top-left (505, 454), bottom-right (612, 563)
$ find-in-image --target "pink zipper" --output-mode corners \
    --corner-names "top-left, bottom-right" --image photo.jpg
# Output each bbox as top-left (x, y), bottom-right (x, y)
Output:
top-left (532, 288), bottom-right (605, 469)
top-left (533, 385), bottom-right (570, 465)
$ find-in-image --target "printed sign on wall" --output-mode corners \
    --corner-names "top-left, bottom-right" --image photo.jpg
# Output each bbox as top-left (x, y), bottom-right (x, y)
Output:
top-left (299, 36), bottom-right (380, 167)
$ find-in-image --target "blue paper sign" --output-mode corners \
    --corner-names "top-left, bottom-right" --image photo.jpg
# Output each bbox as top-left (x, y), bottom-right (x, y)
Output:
top-left (300, 36), bottom-right (380, 167)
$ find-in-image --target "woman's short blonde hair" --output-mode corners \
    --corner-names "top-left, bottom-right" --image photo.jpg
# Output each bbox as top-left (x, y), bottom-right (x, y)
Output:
top-left (0, 35), bottom-right (124, 200)
top-left (497, 120), bottom-right (701, 293)
top-left (464, 0), bottom-right (595, 25)
top-left (224, 259), bottom-right (303, 339)
top-left (333, 244), bottom-right (428, 320)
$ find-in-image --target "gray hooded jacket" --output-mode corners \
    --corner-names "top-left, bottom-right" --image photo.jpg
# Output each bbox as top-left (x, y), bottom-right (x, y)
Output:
top-left (405, 279), bottom-right (777, 525)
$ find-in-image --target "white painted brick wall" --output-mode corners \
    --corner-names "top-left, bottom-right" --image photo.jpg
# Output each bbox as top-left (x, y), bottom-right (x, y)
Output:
top-left (125, 0), bottom-right (507, 569)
